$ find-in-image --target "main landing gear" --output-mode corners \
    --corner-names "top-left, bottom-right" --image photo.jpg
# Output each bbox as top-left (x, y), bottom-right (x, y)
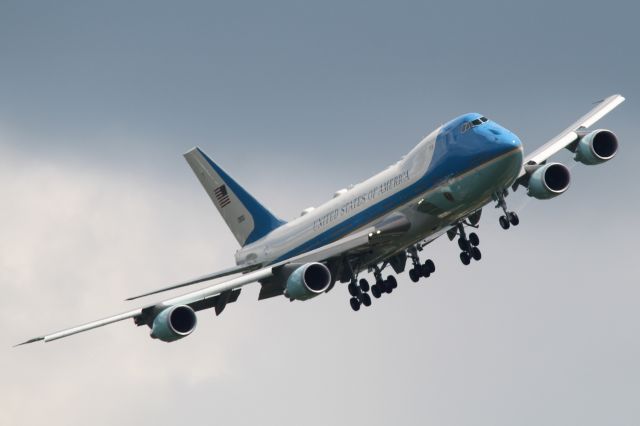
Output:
top-left (456, 223), bottom-right (481, 265)
top-left (370, 265), bottom-right (397, 299)
top-left (348, 277), bottom-right (372, 312)
top-left (407, 246), bottom-right (436, 283)
top-left (495, 190), bottom-right (519, 230)
top-left (348, 266), bottom-right (395, 311)
top-left (347, 250), bottom-right (437, 311)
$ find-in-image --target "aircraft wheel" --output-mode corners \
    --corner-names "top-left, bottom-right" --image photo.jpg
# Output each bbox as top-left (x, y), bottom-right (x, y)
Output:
top-left (426, 259), bottom-right (436, 273)
top-left (383, 281), bottom-right (393, 294)
top-left (458, 238), bottom-right (470, 251)
top-left (348, 283), bottom-right (359, 297)
top-left (409, 268), bottom-right (420, 283)
top-left (499, 215), bottom-right (510, 230)
top-left (371, 284), bottom-right (382, 298)
top-left (420, 264), bottom-right (431, 278)
top-left (387, 275), bottom-right (398, 289)
top-left (468, 232), bottom-right (480, 246)
top-left (471, 246), bottom-right (482, 261)
top-left (361, 293), bottom-right (372, 307)
top-left (359, 278), bottom-right (370, 292)
top-left (460, 251), bottom-right (471, 265)
top-left (508, 211), bottom-right (519, 226)
top-left (350, 297), bottom-right (361, 311)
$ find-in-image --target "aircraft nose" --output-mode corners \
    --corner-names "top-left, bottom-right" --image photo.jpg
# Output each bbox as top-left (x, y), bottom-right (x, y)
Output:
top-left (489, 127), bottom-right (522, 155)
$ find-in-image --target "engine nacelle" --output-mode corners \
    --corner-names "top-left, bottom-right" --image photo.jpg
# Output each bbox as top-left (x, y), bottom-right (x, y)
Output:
top-left (527, 163), bottom-right (571, 200)
top-left (150, 305), bottom-right (197, 342)
top-left (575, 129), bottom-right (618, 165)
top-left (285, 262), bottom-right (332, 301)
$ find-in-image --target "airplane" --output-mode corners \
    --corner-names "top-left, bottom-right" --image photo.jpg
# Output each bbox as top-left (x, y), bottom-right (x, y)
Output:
top-left (17, 94), bottom-right (625, 345)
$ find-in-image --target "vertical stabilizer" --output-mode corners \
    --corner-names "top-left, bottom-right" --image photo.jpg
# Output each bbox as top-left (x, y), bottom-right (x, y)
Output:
top-left (184, 147), bottom-right (286, 246)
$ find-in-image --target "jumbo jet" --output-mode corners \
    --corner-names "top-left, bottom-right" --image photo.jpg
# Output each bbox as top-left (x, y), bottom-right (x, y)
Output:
top-left (18, 94), bottom-right (624, 345)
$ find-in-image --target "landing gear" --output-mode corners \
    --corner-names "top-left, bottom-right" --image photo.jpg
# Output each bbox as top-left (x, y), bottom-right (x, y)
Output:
top-left (371, 284), bottom-right (382, 299)
top-left (496, 190), bottom-right (519, 230)
top-left (456, 223), bottom-right (481, 265)
top-left (361, 292), bottom-right (372, 307)
top-left (349, 297), bottom-right (361, 311)
top-left (347, 276), bottom-right (373, 311)
top-left (471, 246), bottom-right (482, 261)
top-left (407, 246), bottom-right (436, 282)
top-left (359, 278), bottom-right (370, 292)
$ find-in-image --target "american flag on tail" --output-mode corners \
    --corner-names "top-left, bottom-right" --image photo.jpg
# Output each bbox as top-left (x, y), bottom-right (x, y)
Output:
top-left (214, 185), bottom-right (231, 208)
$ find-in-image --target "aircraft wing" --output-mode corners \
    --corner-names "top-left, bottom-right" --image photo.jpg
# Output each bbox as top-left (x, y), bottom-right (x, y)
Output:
top-left (125, 263), bottom-right (259, 301)
top-left (15, 267), bottom-right (274, 345)
top-left (17, 218), bottom-right (410, 345)
top-left (514, 94), bottom-right (625, 186)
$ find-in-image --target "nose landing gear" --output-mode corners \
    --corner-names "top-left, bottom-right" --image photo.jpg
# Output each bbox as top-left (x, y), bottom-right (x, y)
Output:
top-left (495, 190), bottom-right (519, 230)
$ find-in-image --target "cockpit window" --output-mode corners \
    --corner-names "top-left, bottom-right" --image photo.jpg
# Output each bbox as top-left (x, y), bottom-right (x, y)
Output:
top-left (461, 116), bottom-right (488, 132)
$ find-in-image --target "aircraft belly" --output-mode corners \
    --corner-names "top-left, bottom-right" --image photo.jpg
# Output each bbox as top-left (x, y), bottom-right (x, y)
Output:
top-left (354, 149), bottom-right (522, 270)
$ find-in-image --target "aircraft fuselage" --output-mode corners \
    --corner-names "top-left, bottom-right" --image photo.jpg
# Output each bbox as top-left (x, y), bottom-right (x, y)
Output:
top-left (236, 113), bottom-right (523, 273)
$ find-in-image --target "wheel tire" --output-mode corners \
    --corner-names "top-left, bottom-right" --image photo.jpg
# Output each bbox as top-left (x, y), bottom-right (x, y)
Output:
top-left (468, 232), bottom-right (480, 246)
top-left (458, 238), bottom-right (470, 251)
top-left (426, 259), bottom-right (436, 273)
top-left (361, 293), bottom-right (372, 307)
top-left (383, 281), bottom-right (393, 294)
top-left (409, 268), bottom-right (419, 283)
top-left (508, 211), bottom-right (519, 226)
top-left (420, 264), bottom-right (431, 278)
top-left (471, 246), bottom-right (482, 261)
top-left (387, 275), bottom-right (398, 289)
top-left (350, 297), bottom-right (361, 311)
top-left (460, 251), bottom-right (471, 265)
top-left (348, 283), bottom-right (359, 297)
top-left (499, 215), bottom-right (510, 230)
top-left (359, 278), bottom-right (370, 292)
top-left (371, 284), bottom-right (382, 298)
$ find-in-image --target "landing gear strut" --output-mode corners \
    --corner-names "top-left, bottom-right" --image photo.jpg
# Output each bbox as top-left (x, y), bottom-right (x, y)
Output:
top-left (407, 246), bottom-right (436, 283)
top-left (495, 190), bottom-right (519, 230)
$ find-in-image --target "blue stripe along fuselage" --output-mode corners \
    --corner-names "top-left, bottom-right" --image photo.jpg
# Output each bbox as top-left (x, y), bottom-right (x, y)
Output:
top-left (269, 113), bottom-right (523, 264)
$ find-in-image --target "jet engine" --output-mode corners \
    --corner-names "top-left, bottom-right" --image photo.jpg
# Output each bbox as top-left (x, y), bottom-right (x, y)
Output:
top-left (284, 262), bottom-right (332, 301)
top-left (526, 163), bottom-right (571, 200)
top-left (574, 129), bottom-right (618, 165)
top-left (150, 305), bottom-right (197, 342)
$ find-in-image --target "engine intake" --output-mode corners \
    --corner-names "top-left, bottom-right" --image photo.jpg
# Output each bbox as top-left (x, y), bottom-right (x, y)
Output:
top-left (575, 129), bottom-right (618, 165)
top-left (527, 163), bottom-right (571, 200)
top-left (285, 262), bottom-right (332, 301)
top-left (150, 305), bottom-right (197, 342)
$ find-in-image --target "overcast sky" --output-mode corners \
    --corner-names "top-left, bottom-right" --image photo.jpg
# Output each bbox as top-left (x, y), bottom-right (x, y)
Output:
top-left (2, 1), bottom-right (639, 425)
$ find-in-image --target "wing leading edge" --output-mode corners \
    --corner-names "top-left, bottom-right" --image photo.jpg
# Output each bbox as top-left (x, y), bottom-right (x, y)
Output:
top-left (516, 94), bottom-right (625, 182)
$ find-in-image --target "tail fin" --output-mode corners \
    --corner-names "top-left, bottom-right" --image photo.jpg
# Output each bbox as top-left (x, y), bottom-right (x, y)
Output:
top-left (184, 147), bottom-right (286, 246)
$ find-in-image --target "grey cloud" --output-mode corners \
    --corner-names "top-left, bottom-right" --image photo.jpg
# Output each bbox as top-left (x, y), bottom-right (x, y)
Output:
top-left (2, 1), bottom-right (640, 425)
